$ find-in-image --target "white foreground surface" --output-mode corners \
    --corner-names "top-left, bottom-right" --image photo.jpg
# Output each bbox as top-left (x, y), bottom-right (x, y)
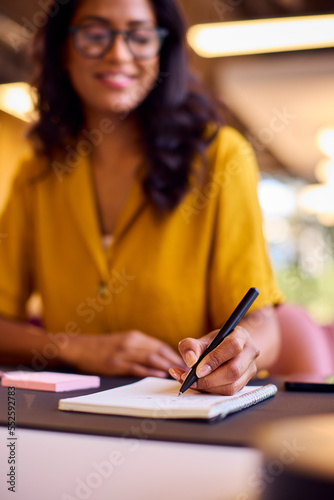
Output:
top-left (0, 426), bottom-right (262, 500)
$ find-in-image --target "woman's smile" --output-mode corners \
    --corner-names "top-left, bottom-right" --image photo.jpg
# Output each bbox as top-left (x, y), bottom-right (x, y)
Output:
top-left (95, 70), bottom-right (137, 90)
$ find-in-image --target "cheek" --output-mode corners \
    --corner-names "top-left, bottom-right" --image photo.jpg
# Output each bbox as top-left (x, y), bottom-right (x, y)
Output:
top-left (66, 49), bottom-right (94, 98)
top-left (138, 59), bottom-right (160, 97)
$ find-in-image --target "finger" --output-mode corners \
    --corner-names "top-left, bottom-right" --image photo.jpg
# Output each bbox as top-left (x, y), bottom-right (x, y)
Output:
top-left (196, 360), bottom-right (258, 396)
top-left (195, 342), bottom-right (259, 394)
top-left (169, 368), bottom-right (202, 393)
top-left (145, 351), bottom-right (182, 372)
top-left (178, 336), bottom-right (212, 368)
top-left (105, 347), bottom-right (167, 376)
top-left (127, 350), bottom-right (184, 372)
top-left (128, 331), bottom-right (185, 368)
top-left (157, 344), bottom-right (186, 369)
top-left (169, 367), bottom-right (186, 382)
top-left (128, 362), bottom-right (169, 379)
top-left (110, 359), bottom-right (169, 378)
top-left (120, 346), bottom-right (183, 373)
top-left (196, 327), bottom-right (247, 378)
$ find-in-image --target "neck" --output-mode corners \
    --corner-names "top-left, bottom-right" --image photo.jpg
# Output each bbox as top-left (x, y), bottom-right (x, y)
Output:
top-left (82, 110), bottom-right (143, 166)
top-left (84, 108), bottom-right (141, 139)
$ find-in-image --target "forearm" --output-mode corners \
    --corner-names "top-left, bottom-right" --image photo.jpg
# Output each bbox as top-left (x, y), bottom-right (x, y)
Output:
top-left (0, 316), bottom-right (65, 368)
top-left (240, 306), bottom-right (281, 371)
top-left (0, 316), bottom-right (185, 376)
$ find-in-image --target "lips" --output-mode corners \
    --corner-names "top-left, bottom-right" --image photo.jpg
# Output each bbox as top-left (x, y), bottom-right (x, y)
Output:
top-left (96, 71), bottom-right (136, 89)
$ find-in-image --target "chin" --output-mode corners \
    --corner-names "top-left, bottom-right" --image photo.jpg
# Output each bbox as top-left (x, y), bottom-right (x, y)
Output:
top-left (111, 87), bottom-right (150, 112)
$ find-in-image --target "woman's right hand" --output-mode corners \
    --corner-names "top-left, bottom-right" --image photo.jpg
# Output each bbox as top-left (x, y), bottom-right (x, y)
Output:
top-left (60, 330), bottom-right (186, 377)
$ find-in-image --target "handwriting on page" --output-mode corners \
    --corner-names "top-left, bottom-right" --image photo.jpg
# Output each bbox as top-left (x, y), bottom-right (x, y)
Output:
top-left (110, 383), bottom-right (257, 416)
top-left (101, 379), bottom-right (257, 418)
top-left (124, 391), bottom-right (226, 417)
top-left (134, 394), bottom-right (212, 404)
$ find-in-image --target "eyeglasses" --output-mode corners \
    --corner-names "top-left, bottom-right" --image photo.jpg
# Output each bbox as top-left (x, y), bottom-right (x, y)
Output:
top-left (69, 25), bottom-right (169, 60)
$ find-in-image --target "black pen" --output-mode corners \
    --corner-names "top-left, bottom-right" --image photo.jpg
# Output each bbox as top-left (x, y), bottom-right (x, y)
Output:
top-left (178, 287), bottom-right (259, 396)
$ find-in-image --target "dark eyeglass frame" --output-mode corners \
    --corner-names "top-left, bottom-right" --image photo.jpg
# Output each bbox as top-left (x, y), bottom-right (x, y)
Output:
top-left (69, 25), bottom-right (169, 60)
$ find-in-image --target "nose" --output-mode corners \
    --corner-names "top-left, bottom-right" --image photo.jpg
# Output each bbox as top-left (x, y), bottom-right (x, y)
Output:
top-left (104, 33), bottom-right (133, 62)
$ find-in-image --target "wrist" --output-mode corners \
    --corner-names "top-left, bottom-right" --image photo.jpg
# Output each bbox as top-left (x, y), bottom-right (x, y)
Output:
top-left (56, 331), bottom-right (82, 366)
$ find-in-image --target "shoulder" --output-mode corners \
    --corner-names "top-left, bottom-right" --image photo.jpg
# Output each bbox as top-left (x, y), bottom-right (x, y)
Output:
top-left (1, 154), bottom-right (52, 214)
top-left (207, 125), bottom-right (256, 164)
top-left (13, 153), bottom-right (49, 188)
top-left (204, 125), bottom-right (259, 185)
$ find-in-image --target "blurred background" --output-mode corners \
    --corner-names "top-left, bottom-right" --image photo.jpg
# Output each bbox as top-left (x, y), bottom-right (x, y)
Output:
top-left (0, 0), bottom-right (333, 323)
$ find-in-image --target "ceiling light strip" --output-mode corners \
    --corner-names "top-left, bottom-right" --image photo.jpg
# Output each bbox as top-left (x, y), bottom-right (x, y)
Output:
top-left (187, 14), bottom-right (334, 57)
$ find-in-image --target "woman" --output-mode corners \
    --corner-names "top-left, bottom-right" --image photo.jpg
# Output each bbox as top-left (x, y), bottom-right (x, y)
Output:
top-left (0, 0), bottom-right (283, 394)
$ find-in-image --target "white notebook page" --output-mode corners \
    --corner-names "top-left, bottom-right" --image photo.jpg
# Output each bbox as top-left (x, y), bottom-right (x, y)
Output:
top-left (59, 377), bottom-right (276, 419)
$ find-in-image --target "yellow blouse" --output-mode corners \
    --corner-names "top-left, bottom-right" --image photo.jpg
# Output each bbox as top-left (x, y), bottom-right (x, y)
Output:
top-left (0, 126), bottom-right (283, 350)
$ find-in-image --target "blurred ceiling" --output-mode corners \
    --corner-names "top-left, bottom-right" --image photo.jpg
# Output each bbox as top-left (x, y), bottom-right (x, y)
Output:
top-left (0, 0), bottom-right (334, 181)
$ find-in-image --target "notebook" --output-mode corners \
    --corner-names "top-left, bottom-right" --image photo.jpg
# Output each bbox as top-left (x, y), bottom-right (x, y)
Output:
top-left (58, 377), bottom-right (277, 420)
top-left (1, 370), bottom-right (100, 392)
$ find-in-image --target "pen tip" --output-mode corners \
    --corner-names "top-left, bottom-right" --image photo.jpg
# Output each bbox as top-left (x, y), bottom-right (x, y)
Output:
top-left (178, 391), bottom-right (182, 397)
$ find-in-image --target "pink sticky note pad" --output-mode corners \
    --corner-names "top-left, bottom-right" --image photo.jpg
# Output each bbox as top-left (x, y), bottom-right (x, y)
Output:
top-left (1, 371), bottom-right (100, 392)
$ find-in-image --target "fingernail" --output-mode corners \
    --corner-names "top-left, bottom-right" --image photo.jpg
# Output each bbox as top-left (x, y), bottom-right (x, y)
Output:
top-left (169, 369), bottom-right (179, 380)
top-left (197, 364), bottom-right (212, 378)
top-left (185, 351), bottom-right (197, 368)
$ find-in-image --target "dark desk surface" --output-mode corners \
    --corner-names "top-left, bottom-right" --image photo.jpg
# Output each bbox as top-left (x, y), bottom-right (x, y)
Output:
top-left (1, 376), bottom-right (334, 447)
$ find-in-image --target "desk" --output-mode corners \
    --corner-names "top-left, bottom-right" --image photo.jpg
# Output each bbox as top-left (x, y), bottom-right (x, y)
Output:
top-left (1, 376), bottom-right (334, 500)
top-left (0, 377), bottom-right (333, 447)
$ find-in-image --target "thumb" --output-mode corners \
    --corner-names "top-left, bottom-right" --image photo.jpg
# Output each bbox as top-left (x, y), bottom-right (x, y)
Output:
top-left (178, 337), bottom-right (208, 368)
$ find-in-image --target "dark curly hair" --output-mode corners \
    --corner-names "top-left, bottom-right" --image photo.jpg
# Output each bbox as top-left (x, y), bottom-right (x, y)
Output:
top-left (29, 0), bottom-right (222, 211)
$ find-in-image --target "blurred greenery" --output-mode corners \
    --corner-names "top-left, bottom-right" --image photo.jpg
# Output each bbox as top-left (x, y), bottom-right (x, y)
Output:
top-left (276, 262), bottom-right (334, 325)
